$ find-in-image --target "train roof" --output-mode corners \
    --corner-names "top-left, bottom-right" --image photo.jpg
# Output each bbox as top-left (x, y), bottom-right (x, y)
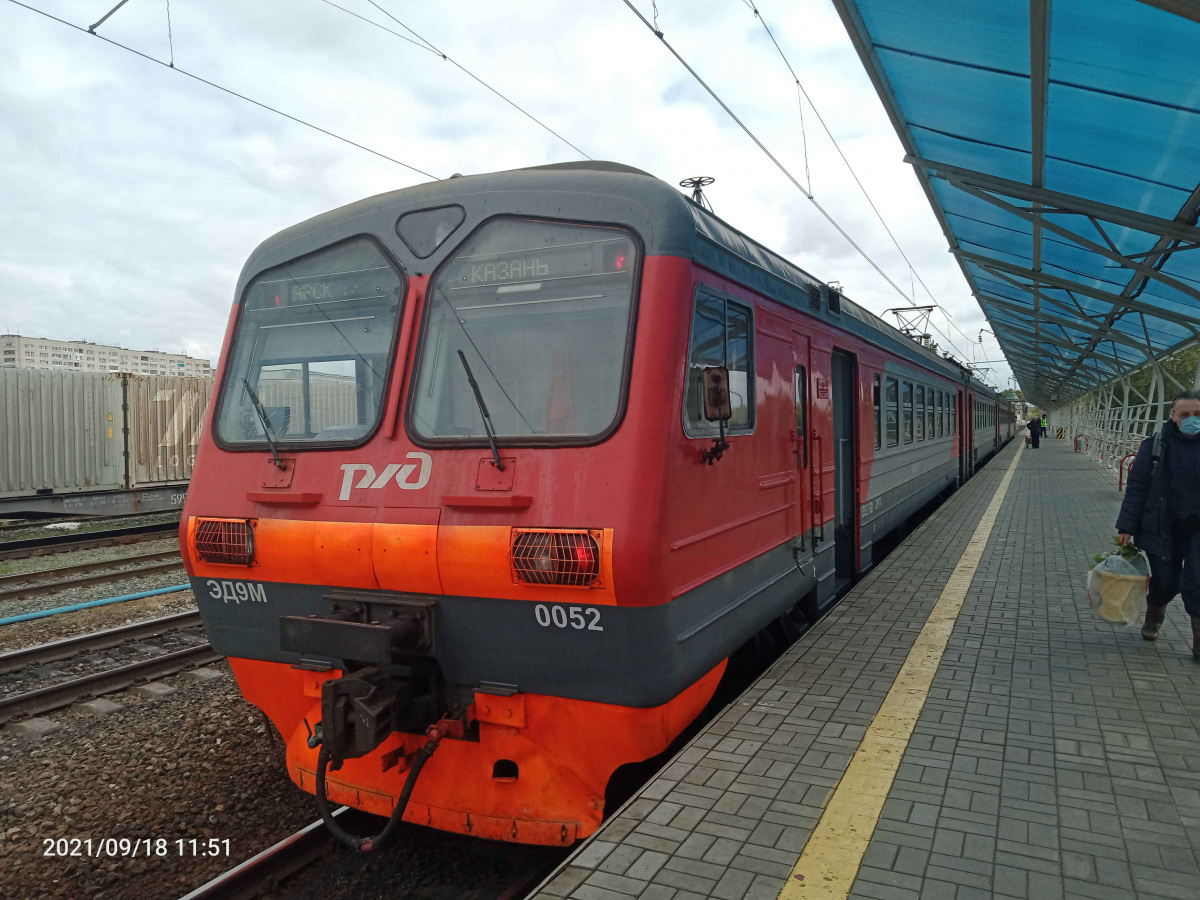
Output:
top-left (242, 161), bottom-right (1003, 400)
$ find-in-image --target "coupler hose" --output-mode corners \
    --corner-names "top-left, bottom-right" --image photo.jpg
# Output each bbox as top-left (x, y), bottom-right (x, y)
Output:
top-left (315, 737), bottom-right (440, 853)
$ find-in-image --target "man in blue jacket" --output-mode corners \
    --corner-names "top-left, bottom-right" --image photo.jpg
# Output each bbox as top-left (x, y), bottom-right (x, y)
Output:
top-left (1117, 390), bottom-right (1200, 655)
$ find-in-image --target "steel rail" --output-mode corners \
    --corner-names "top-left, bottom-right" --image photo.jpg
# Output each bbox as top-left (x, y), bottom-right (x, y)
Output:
top-left (0, 555), bottom-right (184, 601)
top-left (176, 804), bottom-right (560, 900)
top-left (0, 512), bottom-right (181, 535)
top-left (176, 807), bottom-right (374, 900)
top-left (0, 643), bottom-right (220, 725)
top-left (0, 611), bottom-right (203, 675)
top-left (0, 549), bottom-right (181, 588)
top-left (0, 522), bottom-right (179, 561)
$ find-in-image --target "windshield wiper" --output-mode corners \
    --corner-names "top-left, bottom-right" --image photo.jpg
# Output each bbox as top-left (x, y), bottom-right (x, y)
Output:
top-left (457, 350), bottom-right (505, 470)
top-left (243, 377), bottom-right (286, 470)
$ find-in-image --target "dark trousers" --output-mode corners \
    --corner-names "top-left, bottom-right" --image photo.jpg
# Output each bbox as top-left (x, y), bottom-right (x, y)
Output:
top-left (1030, 432), bottom-right (1040, 448)
top-left (1147, 528), bottom-right (1200, 619)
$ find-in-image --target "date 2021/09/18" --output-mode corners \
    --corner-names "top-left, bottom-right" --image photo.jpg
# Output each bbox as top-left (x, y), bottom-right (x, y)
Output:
top-left (43, 837), bottom-right (231, 858)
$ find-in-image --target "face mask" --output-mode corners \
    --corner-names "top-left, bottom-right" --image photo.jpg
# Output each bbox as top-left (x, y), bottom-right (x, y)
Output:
top-left (1180, 416), bottom-right (1200, 436)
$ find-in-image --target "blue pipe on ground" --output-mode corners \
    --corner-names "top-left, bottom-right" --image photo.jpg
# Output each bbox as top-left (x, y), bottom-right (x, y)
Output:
top-left (0, 584), bottom-right (191, 626)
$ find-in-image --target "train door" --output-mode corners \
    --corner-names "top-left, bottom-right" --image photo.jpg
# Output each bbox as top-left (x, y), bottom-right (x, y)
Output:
top-left (831, 350), bottom-right (857, 590)
top-left (791, 333), bottom-right (812, 561)
top-left (965, 392), bottom-right (976, 477)
top-left (956, 390), bottom-right (967, 483)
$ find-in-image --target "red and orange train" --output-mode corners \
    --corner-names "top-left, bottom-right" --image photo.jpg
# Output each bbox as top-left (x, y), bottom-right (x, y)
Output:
top-left (182, 161), bottom-right (1013, 848)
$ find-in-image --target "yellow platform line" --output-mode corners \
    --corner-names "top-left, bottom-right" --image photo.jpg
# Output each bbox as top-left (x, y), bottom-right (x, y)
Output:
top-left (779, 443), bottom-right (1024, 900)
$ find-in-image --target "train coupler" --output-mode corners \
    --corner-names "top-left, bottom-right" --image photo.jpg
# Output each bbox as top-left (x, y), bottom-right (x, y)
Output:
top-left (320, 667), bottom-right (408, 761)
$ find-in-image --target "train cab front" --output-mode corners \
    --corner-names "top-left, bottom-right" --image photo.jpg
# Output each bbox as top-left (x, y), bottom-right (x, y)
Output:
top-left (182, 202), bottom-right (719, 847)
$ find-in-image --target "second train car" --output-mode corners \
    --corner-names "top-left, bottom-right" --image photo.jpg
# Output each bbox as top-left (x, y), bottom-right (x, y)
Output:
top-left (182, 161), bottom-right (1012, 847)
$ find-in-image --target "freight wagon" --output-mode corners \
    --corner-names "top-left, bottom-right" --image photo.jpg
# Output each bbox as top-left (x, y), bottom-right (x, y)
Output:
top-left (0, 370), bottom-right (214, 516)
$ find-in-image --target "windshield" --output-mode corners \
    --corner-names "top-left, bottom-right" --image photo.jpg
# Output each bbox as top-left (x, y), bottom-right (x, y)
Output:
top-left (410, 218), bottom-right (639, 443)
top-left (216, 237), bottom-right (405, 447)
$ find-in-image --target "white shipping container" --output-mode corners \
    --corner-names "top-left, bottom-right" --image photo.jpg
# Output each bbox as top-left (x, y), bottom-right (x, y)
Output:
top-left (126, 374), bottom-right (213, 486)
top-left (0, 370), bottom-right (212, 500)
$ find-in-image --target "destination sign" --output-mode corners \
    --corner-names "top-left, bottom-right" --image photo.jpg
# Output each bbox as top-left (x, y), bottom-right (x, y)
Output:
top-left (249, 267), bottom-right (394, 311)
top-left (468, 256), bottom-right (551, 285)
top-left (448, 239), bottom-right (632, 289)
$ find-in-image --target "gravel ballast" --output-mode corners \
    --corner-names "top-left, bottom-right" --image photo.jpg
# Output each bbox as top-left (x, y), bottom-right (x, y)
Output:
top-left (0, 569), bottom-right (189, 622)
top-left (0, 539), bottom-right (180, 581)
top-left (0, 593), bottom-right (198, 655)
top-left (0, 513), bottom-right (180, 544)
top-left (0, 661), bottom-right (316, 900)
top-left (0, 661), bottom-right (568, 900)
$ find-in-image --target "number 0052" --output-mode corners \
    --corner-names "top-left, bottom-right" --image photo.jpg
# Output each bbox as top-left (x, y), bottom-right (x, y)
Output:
top-left (534, 604), bottom-right (603, 631)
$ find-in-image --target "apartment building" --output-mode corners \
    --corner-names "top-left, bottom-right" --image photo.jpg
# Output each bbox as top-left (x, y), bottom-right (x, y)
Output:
top-left (0, 334), bottom-right (212, 377)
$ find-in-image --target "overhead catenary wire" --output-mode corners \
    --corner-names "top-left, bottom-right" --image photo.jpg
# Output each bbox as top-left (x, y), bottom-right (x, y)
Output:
top-left (741, 0), bottom-right (993, 364)
top-left (317, 0), bottom-right (437, 54)
top-left (346, 0), bottom-right (592, 160)
top-left (619, 0), bottom-right (979, 367)
top-left (164, 0), bottom-right (174, 67)
top-left (320, 0), bottom-right (591, 164)
top-left (741, 0), bottom-right (982, 366)
top-left (7, 0), bottom-right (440, 180)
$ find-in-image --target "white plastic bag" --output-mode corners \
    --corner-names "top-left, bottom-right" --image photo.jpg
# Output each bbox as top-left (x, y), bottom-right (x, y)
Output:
top-left (1086, 552), bottom-right (1149, 626)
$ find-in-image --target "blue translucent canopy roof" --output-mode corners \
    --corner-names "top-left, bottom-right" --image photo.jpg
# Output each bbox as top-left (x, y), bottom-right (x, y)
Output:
top-left (832, 0), bottom-right (1200, 403)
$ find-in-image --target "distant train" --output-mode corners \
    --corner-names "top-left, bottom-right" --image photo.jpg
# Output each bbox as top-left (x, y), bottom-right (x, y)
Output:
top-left (182, 161), bottom-right (1013, 848)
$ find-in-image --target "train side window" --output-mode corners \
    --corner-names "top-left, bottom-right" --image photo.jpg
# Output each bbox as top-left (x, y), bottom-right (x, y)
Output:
top-left (915, 385), bottom-right (925, 441)
top-left (902, 381), bottom-right (913, 443)
top-left (873, 375), bottom-right (881, 450)
top-left (885, 377), bottom-right (898, 447)
top-left (936, 392), bottom-right (944, 437)
top-left (683, 290), bottom-right (755, 436)
top-left (927, 391), bottom-right (936, 438)
top-left (795, 366), bottom-right (808, 467)
top-left (951, 395), bottom-right (957, 434)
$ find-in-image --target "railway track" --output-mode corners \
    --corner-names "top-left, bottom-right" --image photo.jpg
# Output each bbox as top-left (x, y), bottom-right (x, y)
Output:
top-left (0, 617), bottom-right (217, 725)
top-left (0, 511), bottom-right (182, 536)
top-left (0, 521), bottom-right (180, 561)
top-left (0, 549), bottom-right (184, 601)
top-left (178, 806), bottom-right (561, 900)
top-left (178, 807), bottom-right (367, 900)
top-left (0, 610), bottom-right (202, 675)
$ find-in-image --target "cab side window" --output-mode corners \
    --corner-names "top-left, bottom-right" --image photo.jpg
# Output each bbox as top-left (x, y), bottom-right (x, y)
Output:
top-left (683, 289), bottom-right (755, 436)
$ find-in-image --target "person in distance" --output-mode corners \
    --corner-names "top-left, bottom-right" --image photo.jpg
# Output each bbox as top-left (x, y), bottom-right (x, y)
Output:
top-left (1026, 414), bottom-right (1040, 449)
top-left (1116, 390), bottom-right (1200, 655)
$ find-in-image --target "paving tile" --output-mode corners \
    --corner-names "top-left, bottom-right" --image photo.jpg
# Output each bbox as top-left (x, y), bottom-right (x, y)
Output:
top-left (543, 444), bottom-right (1200, 900)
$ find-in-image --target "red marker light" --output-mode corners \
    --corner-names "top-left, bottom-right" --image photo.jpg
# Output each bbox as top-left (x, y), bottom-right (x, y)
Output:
top-left (274, 294), bottom-right (282, 307)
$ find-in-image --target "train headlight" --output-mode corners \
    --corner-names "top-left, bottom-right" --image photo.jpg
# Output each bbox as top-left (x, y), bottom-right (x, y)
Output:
top-left (511, 529), bottom-right (601, 587)
top-left (194, 518), bottom-right (256, 566)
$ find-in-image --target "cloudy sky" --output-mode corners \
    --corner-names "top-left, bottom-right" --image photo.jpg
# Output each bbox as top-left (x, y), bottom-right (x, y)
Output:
top-left (0, 0), bottom-right (1012, 388)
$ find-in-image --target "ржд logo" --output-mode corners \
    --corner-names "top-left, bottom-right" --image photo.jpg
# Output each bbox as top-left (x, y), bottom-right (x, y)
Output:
top-left (338, 453), bottom-right (431, 500)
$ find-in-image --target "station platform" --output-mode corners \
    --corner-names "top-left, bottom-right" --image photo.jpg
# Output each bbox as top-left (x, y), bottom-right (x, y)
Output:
top-left (532, 438), bottom-right (1200, 900)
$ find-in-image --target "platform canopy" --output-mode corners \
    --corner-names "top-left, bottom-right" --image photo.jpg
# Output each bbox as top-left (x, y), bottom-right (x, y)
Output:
top-left (831, 0), bottom-right (1200, 405)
